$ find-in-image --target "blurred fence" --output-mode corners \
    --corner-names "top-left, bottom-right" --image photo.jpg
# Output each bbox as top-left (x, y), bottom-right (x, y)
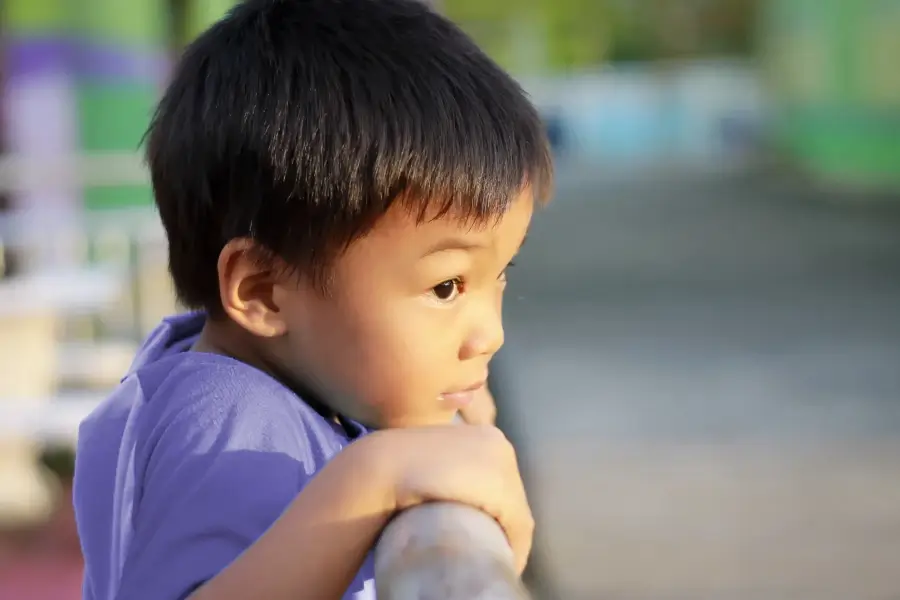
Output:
top-left (0, 153), bottom-right (163, 440)
top-left (0, 151), bottom-right (166, 525)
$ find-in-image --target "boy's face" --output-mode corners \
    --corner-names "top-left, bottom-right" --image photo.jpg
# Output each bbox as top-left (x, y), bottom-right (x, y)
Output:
top-left (275, 190), bottom-right (534, 428)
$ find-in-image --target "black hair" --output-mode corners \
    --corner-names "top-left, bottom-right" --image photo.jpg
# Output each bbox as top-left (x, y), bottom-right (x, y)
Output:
top-left (146, 0), bottom-right (553, 315)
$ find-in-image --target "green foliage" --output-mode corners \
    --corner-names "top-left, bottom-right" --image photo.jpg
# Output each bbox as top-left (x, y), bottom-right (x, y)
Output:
top-left (443, 0), bottom-right (759, 72)
top-left (444, 0), bottom-right (612, 72)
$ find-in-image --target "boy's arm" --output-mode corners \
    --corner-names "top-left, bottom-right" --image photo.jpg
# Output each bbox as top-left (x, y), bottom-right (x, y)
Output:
top-left (109, 387), bottom-right (384, 600)
top-left (189, 424), bottom-right (533, 600)
top-left (112, 387), bottom-right (530, 600)
top-left (189, 438), bottom-right (394, 600)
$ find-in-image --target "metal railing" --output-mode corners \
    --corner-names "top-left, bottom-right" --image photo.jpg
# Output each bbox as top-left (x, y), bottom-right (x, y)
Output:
top-left (376, 503), bottom-right (528, 599)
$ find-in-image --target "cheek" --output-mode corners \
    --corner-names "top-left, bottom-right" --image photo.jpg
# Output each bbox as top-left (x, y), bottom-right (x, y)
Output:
top-left (333, 303), bottom-right (456, 403)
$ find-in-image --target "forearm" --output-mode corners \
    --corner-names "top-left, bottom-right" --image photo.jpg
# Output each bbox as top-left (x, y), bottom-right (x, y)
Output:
top-left (190, 445), bottom-right (394, 600)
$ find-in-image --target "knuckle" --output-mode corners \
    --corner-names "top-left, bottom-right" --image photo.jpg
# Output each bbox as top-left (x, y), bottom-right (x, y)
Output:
top-left (477, 424), bottom-right (505, 443)
top-left (474, 426), bottom-right (518, 464)
top-left (498, 435), bottom-right (517, 459)
top-left (523, 511), bottom-right (536, 533)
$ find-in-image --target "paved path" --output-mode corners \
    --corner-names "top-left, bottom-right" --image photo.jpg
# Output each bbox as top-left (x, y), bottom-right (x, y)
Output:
top-left (499, 169), bottom-right (900, 598)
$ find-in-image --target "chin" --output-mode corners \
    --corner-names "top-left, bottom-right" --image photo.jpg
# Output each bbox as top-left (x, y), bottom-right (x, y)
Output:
top-left (378, 410), bottom-right (457, 429)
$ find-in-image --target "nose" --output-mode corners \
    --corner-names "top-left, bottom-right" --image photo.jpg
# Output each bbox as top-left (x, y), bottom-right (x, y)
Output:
top-left (459, 296), bottom-right (505, 360)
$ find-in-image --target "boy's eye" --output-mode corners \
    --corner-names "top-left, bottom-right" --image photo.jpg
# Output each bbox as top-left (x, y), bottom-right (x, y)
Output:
top-left (431, 279), bottom-right (462, 301)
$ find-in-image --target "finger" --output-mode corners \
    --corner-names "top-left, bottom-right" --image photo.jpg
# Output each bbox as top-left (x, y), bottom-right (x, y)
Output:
top-left (493, 483), bottom-right (534, 574)
top-left (459, 386), bottom-right (497, 425)
top-left (503, 506), bottom-right (534, 575)
top-left (514, 494), bottom-right (535, 574)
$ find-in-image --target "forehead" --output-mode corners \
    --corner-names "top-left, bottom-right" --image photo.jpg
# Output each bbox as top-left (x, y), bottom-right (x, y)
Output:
top-left (366, 189), bottom-right (535, 253)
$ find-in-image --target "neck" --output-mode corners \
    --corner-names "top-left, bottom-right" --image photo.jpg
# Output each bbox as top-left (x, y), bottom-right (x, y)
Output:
top-left (193, 318), bottom-right (264, 365)
top-left (192, 318), bottom-right (338, 422)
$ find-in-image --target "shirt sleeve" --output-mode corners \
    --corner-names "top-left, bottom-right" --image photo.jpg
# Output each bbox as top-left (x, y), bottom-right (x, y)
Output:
top-left (115, 380), bottom-right (325, 600)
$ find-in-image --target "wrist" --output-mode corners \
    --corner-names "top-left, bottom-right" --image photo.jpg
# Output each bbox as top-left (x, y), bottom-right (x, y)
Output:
top-left (348, 431), bottom-right (403, 515)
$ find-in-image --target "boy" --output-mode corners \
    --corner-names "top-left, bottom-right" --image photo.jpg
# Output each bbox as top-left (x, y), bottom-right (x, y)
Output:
top-left (73, 0), bottom-right (553, 598)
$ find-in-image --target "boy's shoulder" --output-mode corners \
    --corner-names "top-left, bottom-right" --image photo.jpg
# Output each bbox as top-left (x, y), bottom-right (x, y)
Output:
top-left (136, 351), bottom-right (307, 424)
top-left (74, 339), bottom-right (376, 600)
top-left (147, 352), bottom-right (353, 453)
top-left (78, 349), bottom-right (353, 478)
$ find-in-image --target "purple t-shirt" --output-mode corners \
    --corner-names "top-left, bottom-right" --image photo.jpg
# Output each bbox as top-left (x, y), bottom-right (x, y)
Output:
top-left (73, 312), bottom-right (376, 600)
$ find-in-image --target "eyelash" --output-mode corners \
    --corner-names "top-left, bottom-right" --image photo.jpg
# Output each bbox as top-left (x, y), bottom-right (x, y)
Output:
top-left (500, 261), bottom-right (516, 281)
top-left (430, 262), bottom-right (516, 302)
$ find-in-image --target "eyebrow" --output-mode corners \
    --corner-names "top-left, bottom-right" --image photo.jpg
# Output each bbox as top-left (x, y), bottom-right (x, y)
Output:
top-left (421, 237), bottom-right (487, 257)
top-left (421, 233), bottom-right (529, 258)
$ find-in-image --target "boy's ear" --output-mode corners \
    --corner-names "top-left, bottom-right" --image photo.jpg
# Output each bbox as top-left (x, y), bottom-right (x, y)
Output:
top-left (217, 238), bottom-right (289, 338)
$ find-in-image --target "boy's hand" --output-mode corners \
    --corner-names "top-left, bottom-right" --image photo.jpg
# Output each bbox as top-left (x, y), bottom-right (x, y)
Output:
top-left (458, 386), bottom-right (497, 425)
top-left (359, 425), bottom-right (533, 574)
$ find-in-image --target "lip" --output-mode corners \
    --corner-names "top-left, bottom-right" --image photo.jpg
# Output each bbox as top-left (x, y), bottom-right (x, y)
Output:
top-left (439, 381), bottom-right (485, 409)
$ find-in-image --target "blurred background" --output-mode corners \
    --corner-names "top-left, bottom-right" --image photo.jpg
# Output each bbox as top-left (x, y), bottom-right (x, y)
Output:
top-left (1, 0), bottom-right (900, 597)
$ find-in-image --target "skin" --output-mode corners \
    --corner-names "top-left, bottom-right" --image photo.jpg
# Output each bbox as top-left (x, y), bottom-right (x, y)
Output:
top-left (460, 386), bottom-right (498, 425)
top-left (187, 189), bottom-right (535, 599)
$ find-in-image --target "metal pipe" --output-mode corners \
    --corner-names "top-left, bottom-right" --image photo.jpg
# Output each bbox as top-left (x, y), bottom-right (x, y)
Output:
top-left (374, 502), bottom-right (529, 600)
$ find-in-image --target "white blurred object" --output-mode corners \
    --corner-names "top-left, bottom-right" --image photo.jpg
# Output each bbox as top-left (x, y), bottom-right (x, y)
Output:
top-left (0, 392), bottom-right (103, 445)
top-left (0, 266), bottom-right (124, 317)
top-left (57, 340), bottom-right (137, 390)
